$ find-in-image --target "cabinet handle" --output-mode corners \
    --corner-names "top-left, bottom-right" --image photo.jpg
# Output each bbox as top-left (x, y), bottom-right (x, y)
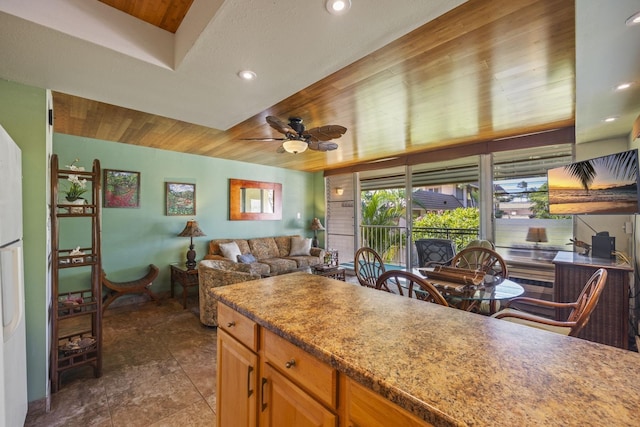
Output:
top-left (261, 377), bottom-right (268, 411)
top-left (227, 321), bottom-right (235, 328)
top-left (247, 366), bottom-right (254, 397)
top-left (285, 359), bottom-right (296, 369)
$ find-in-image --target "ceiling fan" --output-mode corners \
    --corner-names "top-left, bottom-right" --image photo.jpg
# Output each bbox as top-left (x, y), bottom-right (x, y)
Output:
top-left (243, 116), bottom-right (347, 154)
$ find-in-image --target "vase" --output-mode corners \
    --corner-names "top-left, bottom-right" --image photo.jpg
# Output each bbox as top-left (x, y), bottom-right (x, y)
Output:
top-left (66, 198), bottom-right (86, 214)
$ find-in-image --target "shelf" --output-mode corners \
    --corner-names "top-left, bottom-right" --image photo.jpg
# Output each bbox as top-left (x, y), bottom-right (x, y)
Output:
top-left (50, 154), bottom-right (103, 392)
top-left (57, 290), bottom-right (98, 319)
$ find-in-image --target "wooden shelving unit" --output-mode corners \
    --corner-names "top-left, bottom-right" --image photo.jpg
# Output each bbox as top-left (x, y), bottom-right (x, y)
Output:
top-left (50, 154), bottom-right (102, 392)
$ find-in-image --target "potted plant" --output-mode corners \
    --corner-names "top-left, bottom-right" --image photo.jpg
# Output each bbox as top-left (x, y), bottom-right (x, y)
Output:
top-left (64, 159), bottom-right (88, 212)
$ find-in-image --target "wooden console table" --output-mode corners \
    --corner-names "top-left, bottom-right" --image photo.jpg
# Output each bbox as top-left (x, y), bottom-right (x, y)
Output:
top-left (553, 251), bottom-right (632, 349)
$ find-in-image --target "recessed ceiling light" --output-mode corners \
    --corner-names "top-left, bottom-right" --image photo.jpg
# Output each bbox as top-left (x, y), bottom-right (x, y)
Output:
top-left (616, 82), bottom-right (632, 90)
top-left (604, 117), bottom-right (618, 123)
top-left (326, 0), bottom-right (351, 15)
top-left (625, 11), bottom-right (640, 26)
top-left (238, 70), bottom-right (257, 81)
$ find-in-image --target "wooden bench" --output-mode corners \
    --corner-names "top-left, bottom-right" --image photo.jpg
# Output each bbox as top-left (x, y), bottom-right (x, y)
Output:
top-left (102, 264), bottom-right (160, 312)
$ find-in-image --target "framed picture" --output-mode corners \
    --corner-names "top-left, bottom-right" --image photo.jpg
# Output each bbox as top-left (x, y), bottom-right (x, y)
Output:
top-left (103, 169), bottom-right (140, 208)
top-left (166, 182), bottom-right (196, 216)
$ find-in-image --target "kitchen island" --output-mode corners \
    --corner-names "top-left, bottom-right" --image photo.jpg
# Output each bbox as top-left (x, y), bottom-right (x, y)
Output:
top-left (212, 272), bottom-right (640, 426)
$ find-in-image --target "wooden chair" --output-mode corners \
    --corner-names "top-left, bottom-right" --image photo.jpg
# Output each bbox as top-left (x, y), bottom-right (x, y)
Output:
top-left (375, 270), bottom-right (448, 306)
top-left (492, 268), bottom-right (608, 336)
top-left (354, 247), bottom-right (385, 288)
top-left (450, 246), bottom-right (508, 280)
top-left (415, 238), bottom-right (456, 268)
top-left (102, 264), bottom-right (160, 312)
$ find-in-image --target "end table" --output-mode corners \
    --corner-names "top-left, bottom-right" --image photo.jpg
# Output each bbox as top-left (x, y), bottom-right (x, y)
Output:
top-left (170, 264), bottom-right (199, 309)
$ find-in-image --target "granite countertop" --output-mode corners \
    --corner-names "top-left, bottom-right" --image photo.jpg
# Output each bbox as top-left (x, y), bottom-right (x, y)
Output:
top-left (212, 272), bottom-right (640, 426)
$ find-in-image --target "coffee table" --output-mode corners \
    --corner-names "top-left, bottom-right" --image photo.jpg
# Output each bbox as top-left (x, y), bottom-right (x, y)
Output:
top-left (311, 264), bottom-right (346, 281)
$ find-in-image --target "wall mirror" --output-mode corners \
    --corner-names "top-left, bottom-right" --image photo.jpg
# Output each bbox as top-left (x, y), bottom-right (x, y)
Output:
top-left (229, 179), bottom-right (282, 220)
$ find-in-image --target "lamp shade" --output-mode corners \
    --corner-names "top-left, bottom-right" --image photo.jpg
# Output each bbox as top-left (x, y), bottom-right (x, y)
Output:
top-left (178, 220), bottom-right (206, 237)
top-left (282, 139), bottom-right (308, 154)
top-left (310, 218), bottom-right (325, 231)
top-left (525, 227), bottom-right (548, 243)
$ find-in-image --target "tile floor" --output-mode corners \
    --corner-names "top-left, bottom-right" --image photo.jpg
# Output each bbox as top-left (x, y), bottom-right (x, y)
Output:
top-left (25, 297), bottom-right (217, 427)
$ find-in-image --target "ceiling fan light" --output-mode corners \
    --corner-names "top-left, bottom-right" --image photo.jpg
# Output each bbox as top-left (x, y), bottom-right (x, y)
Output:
top-left (282, 139), bottom-right (308, 154)
top-left (326, 0), bottom-right (351, 15)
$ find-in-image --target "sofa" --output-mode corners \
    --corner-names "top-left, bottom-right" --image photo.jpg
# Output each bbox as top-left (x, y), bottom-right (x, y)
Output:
top-left (204, 235), bottom-right (324, 275)
top-left (198, 235), bottom-right (325, 326)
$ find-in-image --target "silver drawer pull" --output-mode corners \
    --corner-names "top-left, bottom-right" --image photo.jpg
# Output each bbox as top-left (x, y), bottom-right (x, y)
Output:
top-left (285, 359), bottom-right (296, 369)
top-left (227, 321), bottom-right (236, 328)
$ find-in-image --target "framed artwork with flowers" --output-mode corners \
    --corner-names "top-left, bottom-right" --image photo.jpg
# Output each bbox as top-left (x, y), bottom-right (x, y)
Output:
top-left (165, 182), bottom-right (196, 215)
top-left (104, 169), bottom-right (140, 208)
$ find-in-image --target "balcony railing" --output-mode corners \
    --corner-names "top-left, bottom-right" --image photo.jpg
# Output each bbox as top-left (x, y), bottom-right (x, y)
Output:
top-left (359, 225), bottom-right (479, 268)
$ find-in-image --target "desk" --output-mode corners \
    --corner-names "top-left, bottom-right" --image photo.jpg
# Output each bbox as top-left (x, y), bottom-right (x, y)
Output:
top-left (170, 264), bottom-right (199, 309)
top-left (413, 268), bottom-right (524, 314)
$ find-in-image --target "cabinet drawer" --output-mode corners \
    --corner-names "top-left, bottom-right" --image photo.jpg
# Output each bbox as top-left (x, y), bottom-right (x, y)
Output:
top-left (217, 302), bottom-right (258, 352)
top-left (262, 328), bottom-right (337, 409)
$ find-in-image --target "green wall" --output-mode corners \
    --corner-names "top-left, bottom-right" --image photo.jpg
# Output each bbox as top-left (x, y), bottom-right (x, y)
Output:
top-left (1, 78), bottom-right (326, 403)
top-left (0, 79), bottom-right (51, 401)
top-left (53, 135), bottom-right (324, 291)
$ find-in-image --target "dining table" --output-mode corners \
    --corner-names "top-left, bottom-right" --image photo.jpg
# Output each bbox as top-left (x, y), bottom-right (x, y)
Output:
top-left (411, 267), bottom-right (525, 314)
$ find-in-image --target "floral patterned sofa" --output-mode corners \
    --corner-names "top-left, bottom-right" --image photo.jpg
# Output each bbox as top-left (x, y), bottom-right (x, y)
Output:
top-left (198, 236), bottom-right (324, 326)
top-left (204, 236), bottom-right (324, 275)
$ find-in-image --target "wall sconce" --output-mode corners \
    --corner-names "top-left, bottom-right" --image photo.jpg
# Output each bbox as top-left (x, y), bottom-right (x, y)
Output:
top-left (335, 187), bottom-right (344, 196)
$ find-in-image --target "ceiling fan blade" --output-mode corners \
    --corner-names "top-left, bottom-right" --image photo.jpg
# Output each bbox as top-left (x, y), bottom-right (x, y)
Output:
top-left (266, 116), bottom-right (296, 136)
top-left (308, 141), bottom-right (339, 151)
top-left (240, 137), bottom-right (287, 141)
top-left (303, 125), bottom-right (347, 141)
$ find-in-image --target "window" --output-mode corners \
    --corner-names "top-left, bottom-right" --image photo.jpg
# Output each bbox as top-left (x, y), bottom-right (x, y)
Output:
top-left (492, 144), bottom-right (574, 262)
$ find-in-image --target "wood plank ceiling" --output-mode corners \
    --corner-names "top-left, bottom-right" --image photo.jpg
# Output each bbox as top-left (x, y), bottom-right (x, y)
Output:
top-left (54, 0), bottom-right (575, 173)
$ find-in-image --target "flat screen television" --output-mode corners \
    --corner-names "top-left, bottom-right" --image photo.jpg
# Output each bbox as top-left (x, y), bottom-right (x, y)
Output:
top-left (547, 149), bottom-right (639, 215)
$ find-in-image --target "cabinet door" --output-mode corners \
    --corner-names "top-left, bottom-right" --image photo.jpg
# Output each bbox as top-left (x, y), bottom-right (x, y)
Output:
top-left (343, 378), bottom-right (433, 427)
top-left (260, 363), bottom-right (336, 427)
top-left (217, 329), bottom-right (258, 427)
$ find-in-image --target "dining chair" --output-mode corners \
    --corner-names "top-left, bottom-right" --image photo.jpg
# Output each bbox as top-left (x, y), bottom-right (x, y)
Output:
top-left (375, 270), bottom-right (449, 306)
top-left (415, 238), bottom-right (457, 268)
top-left (492, 268), bottom-right (607, 336)
top-left (354, 247), bottom-right (386, 288)
top-left (450, 246), bottom-right (509, 280)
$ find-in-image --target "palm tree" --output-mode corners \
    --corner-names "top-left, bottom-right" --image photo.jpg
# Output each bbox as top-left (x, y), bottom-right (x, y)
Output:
top-left (565, 151), bottom-right (637, 194)
top-left (361, 190), bottom-right (405, 260)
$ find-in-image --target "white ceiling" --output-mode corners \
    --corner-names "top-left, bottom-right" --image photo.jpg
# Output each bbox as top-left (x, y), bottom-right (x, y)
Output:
top-left (575, 0), bottom-right (640, 143)
top-left (0, 0), bottom-right (465, 130)
top-left (0, 0), bottom-right (639, 147)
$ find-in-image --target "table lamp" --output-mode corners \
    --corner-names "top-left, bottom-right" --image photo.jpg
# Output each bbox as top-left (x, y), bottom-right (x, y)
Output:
top-left (525, 227), bottom-right (548, 247)
top-left (177, 220), bottom-right (206, 270)
top-left (310, 218), bottom-right (325, 248)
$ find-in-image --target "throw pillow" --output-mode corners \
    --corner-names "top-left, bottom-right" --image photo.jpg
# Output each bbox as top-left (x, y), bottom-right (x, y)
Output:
top-left (219, 241), bottom-right (242, 261)
top-left (237, 253), bottom-right (257, 264)
top-left (289, 236), bottom-right (312, 256)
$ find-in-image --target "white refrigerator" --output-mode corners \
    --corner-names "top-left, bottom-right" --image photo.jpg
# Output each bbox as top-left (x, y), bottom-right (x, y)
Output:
top-left (0, 125), bottom-right (28, 427)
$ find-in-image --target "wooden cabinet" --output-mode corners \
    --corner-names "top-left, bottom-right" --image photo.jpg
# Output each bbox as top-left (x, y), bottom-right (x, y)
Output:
top-left (553, 251), bottom-right (632, 349)
top-left (216, 303), bottom-right (259, 426)
top-left (340, 378), bottom-right (433, 427)
top-left (217, 329), bottom-right (258, 426)
top-left (50, 154), bottom-right (102, 392)
top-left (217, 301), bottom-right (432, 426)
top-left (260, 363), bottom-right (336, 427)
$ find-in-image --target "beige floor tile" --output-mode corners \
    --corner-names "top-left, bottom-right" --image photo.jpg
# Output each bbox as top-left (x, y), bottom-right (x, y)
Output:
top-left (27, 297), bottom-right (218, 426)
